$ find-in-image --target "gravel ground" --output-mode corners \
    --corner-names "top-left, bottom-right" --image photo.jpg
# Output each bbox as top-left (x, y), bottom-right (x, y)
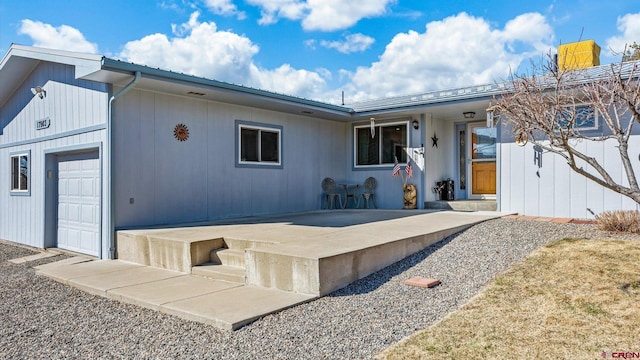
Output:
top-left (1, 219), bottom-right (638, 359)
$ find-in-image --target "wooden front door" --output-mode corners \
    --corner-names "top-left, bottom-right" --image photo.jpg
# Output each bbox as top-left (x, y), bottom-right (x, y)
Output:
top-left (468, 123), bottom-right (496, 199)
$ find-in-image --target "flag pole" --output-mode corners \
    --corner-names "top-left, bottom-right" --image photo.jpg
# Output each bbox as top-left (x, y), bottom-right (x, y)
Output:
top-left (395, 156), bottom-right (406, 185)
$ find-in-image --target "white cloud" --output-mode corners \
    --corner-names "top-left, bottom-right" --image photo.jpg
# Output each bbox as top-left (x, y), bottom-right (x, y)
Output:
top-left (342, 12), bottom-right (555, 102)
top-left (246, 0), bottom-right (307, 26)
top-left (302, 0), bottom-right (394, 31)
top-left (606, 13), bottom-right (640, 57)
top-left (120, 12), bottom-right (259, 85)
top-left (250, 63), bottom-right (327, 98)
top-left (159, 1), bottom-right (182, 11)
top-left (246, 0), bottom-right (394, 31)
top-left (204, 0), bottom-right (246, 19)
top-left (320, 33), bottom-right (375, 54)
top-left (119, 12), bottom-right (329, 99)
top-left (501, 13), bottom-right (554, 53)
top-left (18, 19), bottom-right (98, 53)
top-left (304, 39), bottom-right (317, 50)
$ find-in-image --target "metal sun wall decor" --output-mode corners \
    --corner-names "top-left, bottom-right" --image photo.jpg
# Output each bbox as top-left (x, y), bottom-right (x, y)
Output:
top-left (173, 123), bottom-right (189, 141)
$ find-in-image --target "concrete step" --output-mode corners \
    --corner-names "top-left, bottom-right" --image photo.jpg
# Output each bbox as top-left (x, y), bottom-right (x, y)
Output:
top-left (116, 229), bottom-right (225, 273)
top-left (223, 237), bottom-right (278, 250)
top-left (191, 263), bottom-right (246, 284)
top-left (210, 248), bottom-right (245, 267)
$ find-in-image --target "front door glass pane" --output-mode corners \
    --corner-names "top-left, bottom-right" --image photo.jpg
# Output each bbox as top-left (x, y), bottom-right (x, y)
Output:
top-left (472, 127), bottom-right (496, 160)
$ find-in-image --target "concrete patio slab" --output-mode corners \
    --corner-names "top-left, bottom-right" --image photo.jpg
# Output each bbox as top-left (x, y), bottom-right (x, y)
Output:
top-left (160, 285), bottom-right (315, 330)
top-left (109, 275), bottom-right (242, 310)
top-left (67, 265), bottom-right (184, 296)
top-left (38, 210), bottom-right (510, 330)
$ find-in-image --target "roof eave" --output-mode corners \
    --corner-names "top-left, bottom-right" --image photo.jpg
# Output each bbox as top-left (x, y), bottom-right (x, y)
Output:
top-left (99, 58), bottom-right (355, 118)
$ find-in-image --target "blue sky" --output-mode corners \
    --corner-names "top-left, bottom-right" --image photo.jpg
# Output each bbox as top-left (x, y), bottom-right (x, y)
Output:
top-left (1, 1), bottom-right (639, 104)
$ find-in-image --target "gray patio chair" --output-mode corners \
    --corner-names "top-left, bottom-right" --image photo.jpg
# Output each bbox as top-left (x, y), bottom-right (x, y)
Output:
top-left (360, 177), bottom-right (377, 208)
top-left (321, 177), bottom-right (343, 209)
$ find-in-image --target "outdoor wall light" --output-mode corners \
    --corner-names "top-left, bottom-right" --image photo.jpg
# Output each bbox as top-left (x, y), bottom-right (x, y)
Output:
top-left (31, 86), bottom-right (46, 99)
top-left (412, 119), bottom-right (419, 129)
top-left (463, 111), bottom-right (475, 119)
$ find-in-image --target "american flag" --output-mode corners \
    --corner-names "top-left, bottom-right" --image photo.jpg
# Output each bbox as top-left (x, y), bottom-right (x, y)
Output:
top-left (392, 163), bottom-right (401, 177)
top-left (405, 160), bottom-right (413, 179)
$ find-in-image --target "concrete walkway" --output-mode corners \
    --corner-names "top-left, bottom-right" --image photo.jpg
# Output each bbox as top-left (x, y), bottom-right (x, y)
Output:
top-left (34, 210), bottom-right (508, 330)
top-left (34, 256), bottom-right (314, 330)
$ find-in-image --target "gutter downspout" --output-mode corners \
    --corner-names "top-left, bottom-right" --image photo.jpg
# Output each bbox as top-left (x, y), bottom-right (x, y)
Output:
top-left (106, 71), bottom-right (141, 259)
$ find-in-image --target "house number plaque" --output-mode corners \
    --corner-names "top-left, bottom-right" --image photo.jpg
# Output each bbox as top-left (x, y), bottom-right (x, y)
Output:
top-left (36, 117), bottom-right (51, 130)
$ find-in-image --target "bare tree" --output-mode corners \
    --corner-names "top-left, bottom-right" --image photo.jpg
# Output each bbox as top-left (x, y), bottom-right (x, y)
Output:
top-left (493, 56), bottom-right (640, 204)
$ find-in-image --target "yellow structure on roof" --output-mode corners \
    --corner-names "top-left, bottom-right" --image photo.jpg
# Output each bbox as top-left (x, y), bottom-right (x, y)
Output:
top-left (558, 40), bottom-right (601, 71)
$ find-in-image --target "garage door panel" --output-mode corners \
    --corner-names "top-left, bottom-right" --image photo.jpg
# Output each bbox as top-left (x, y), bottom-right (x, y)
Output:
top-left (58, 178), bottom-right (68, 195)
top-left (81, 204), bottom-right (95, 223)
top-left (68, 203), bottom-right (80, 222)
top-left (82, 178), bottom-right (95, 196)
top-left (68, 178), bottom-right (81, 196)
top-left (80, 231), bottom-right (96, 251)
top-left (58, 203), bottom-right (67, 219)
top-left (57, 152), bottom-right (101, 257)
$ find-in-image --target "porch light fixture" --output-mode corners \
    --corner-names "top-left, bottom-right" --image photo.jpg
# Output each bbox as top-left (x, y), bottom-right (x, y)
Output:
top-left (412, 119), bottom-right (419, 130)
top-left (463, 111), bottom-right (475, 119)
top-left (370, 117), bottom-right (376, 138)
top-left (31, 86), bottom-right (45, 99)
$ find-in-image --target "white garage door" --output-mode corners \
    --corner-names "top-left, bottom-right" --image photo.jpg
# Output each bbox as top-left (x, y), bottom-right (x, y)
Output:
top-left (57, 152), bottom-right (101, 257)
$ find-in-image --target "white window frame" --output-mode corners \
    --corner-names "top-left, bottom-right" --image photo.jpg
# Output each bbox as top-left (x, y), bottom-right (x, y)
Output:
top-left (236, 121), bottom-right (282, 168)
top-left (10, 150), bottom-right (31, 196)
top-left (555, 103), bottom-right (600, 131)
top-left (353, 121), bottom-right (409, 168)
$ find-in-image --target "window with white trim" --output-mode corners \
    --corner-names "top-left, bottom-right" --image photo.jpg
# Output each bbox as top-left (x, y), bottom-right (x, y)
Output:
top-left (238, 122), bottom-right (281, 166)
top-left (10, 151), bottom-right (30, 194)
top-left (555, 104), bottom-right (599, 131)
top-left (355, 122), bottom-right (408, 166)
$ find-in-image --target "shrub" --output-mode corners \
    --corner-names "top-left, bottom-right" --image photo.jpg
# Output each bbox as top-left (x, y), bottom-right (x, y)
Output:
top-left (595, 210), bottom-right (640, 233)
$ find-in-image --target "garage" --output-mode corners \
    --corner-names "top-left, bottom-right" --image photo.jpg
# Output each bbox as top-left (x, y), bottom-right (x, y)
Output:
top-left (57, 152), bottom-right (101, 257)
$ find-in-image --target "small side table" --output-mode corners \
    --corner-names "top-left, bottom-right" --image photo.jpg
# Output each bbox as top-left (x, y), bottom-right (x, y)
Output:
top-left (340, 184), bottom-right (360, 209)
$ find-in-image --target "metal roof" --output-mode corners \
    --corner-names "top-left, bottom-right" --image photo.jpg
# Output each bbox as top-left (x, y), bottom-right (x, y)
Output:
top-left (347, 83), bottom-right (509, 113)
top-left (100, 57), bottom-right (354, 115)
top-left (347, 61), bottom-right (640, 114)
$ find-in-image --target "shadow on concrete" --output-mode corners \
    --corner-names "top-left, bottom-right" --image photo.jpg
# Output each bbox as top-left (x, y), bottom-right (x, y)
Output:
top-left (327, 231), bottom-right (458, 297)
top-left (120, 209), bottom-right (443, 230)
top-left (226, 209), bottom-right (443, 228)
